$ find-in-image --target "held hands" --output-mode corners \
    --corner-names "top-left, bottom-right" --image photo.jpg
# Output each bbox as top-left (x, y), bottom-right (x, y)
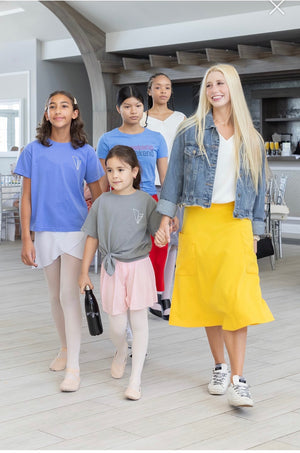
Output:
top-left (78, 273), bottom-right (94, 294)
top-left (154, 216), bottom-right (173, 248)
top-left (155, 228), bottom-right (168, 247)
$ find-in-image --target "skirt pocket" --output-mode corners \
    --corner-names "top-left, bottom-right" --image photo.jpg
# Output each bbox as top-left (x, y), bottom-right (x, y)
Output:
top-left (239, 219), bottom-right (260, 275)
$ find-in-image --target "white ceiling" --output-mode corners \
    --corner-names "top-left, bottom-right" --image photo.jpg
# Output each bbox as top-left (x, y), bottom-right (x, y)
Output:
top-left (67, 1), bottom-right (272, 33)
top-left (0, 1), bottom-right (71, 43)
top-left (0, 1), bottom-right (299, 57)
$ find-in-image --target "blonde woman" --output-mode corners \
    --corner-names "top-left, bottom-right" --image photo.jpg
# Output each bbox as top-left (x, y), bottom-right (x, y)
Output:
top-left (155, 64), bottom-right (274, 407)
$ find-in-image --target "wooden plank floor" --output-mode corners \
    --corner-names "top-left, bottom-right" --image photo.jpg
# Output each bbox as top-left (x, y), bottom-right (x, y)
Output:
top-left (0, 240), bottom-right (300, 450)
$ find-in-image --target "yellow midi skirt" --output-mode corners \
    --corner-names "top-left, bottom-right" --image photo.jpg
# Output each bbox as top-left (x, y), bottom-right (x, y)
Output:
top-left (169, 202), bottom-right (274, 331)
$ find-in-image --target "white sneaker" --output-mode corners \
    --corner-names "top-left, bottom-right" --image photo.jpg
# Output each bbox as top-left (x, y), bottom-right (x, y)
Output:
top-left (227, 375), bottom-right (253, 407)
top-left (208, 363), bottom-right (230, 395)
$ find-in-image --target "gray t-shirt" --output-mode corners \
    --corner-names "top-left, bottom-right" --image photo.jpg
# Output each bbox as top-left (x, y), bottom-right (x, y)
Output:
top-left (82, 190), bottom-right (161, 276)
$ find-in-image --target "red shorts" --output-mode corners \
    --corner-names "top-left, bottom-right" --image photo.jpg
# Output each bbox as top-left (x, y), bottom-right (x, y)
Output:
top-left (149, 194), bottom-right (168, 292)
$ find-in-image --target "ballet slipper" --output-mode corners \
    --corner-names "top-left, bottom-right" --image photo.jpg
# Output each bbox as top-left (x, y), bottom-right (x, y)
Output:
top-left (49, 347), bottom-right (67, 371)
top-left (60, 368), bottom-right (80, 392)
top-left (111, 351), bottom-right (128, 379)
top-left (125, 386), bottom-right (141, 400)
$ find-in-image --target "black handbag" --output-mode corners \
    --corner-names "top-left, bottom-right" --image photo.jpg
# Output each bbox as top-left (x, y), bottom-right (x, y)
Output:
top-left (256, 236), bottom-right (274, 259)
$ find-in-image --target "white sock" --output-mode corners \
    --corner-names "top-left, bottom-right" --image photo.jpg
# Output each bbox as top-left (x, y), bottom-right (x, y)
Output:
top-left (151, 292), bottom-right (163, 311)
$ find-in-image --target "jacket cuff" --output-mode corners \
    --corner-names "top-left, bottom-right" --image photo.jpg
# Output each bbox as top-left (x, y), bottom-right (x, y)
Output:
top-left (157, 199), bottom-right (177, 218)
top-left (252, 220), bottom-right (265, 236)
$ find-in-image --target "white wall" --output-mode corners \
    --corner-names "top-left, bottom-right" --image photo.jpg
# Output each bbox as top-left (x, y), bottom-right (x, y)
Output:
top-left (37, 59), bottom-right (93, 144)
top-left (0, 39), bottom-right (37, 141)
top-left (0, 39), bottom-right (93, 173)
top-left (0, 40), bottom-right (36, 173)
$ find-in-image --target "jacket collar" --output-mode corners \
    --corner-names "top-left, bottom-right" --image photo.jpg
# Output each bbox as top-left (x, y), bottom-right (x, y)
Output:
top-left (205, 110), bottom-right (216, 129)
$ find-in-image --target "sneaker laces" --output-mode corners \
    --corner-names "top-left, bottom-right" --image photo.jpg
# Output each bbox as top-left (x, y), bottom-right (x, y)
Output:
top-left (211, 371), bottom-right (228, 386)
top-left (232, 383), bottom-right (251, 398)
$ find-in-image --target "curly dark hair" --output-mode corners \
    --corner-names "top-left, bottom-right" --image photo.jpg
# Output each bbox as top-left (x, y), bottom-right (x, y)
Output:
top-left (36, 90), bottom-right (88, 149)
top-left (105, 145), bottom-right (141, 190)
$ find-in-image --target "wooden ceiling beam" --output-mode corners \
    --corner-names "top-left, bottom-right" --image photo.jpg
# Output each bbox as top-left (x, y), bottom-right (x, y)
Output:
top-left (176, 51), bottom-right (207, 65)
top-left (122, 57), bottom-right (150, 71)
top-left (101, 62), bottom-right (123, 73)
top-left (271, 40), bottom-right (300, 56)
top-left (149, 54), bottom-right (177, 68)
top-left (205, 48), bottom-right (239, 62)
top-left (238, 44), bottom-right (272, 59)
top-left (113, 54), bottom-right (300, 85)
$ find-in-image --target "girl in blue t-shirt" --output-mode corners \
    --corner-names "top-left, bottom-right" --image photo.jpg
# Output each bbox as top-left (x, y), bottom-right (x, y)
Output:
top-left (97, 85), bottom-right (171, 304)
top-left (15, 90), bottom-right (104, 393)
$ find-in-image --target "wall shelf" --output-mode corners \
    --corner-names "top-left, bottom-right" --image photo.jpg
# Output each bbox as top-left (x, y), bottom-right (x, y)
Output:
top-left (257, 91), bottom-right (300, 146)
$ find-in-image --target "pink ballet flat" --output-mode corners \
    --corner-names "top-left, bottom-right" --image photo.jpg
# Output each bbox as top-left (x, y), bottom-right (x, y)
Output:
top-left (125, 386), bottom-right (141, 401)
top-left (49, 347), bottom-right (67, 371)
top-left (60, 368), bottom-right (80, 392)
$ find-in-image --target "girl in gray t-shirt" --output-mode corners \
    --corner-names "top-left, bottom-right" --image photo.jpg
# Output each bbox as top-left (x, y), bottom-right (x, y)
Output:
top-left (79, 145), bottom-right (163, 401)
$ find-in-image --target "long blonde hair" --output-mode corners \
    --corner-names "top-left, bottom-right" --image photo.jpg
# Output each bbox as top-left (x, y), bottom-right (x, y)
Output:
top-left (179, 64), bottom-right (264, 191)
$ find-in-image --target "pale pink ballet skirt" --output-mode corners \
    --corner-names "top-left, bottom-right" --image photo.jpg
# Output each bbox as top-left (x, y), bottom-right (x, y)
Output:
top-left (100, 257), bottom-right (157, 315)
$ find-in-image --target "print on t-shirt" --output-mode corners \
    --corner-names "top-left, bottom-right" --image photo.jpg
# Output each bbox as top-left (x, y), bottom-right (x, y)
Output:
top-left (133, 208), bottom-right (144, 224)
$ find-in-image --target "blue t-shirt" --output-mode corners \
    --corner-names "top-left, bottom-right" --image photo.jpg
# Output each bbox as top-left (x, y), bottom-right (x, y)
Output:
top-left (15, 139), bottom-right (104, 232)
top-left (96, 128), bottom-right (168, 195)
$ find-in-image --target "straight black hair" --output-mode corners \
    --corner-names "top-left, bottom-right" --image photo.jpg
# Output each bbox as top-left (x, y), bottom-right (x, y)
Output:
top-left (116, 85), bottom-right (144, 108)
top-left (105, 145), bottom-right (141, 190)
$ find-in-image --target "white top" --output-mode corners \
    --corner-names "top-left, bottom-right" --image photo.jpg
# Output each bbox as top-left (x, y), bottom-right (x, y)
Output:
top-left (212, 134), bottom-right (236, 204)
top-left (144, 111), bottom-right (185, 185)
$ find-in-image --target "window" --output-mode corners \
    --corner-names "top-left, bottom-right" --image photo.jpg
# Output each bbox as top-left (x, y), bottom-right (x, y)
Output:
top-left (0, 99), bottom-right (22, 152)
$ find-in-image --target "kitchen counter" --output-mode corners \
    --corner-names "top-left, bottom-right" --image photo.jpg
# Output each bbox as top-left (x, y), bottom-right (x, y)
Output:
top-left (267, 155), bottom-right (300, 162)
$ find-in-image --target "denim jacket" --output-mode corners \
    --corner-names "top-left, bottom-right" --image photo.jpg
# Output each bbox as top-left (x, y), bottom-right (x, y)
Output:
top-left (157, 111), bottom-right (266, 235)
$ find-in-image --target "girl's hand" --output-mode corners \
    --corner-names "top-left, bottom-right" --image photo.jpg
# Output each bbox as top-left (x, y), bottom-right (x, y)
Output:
top-left (155, 215), bottom-right (172, 246)
top-left (154, 228), bottom-right (167, 247)
top-left (21, 237), bottom-right (37, 267)
top-left (78, 273), bottom-right (93, 294)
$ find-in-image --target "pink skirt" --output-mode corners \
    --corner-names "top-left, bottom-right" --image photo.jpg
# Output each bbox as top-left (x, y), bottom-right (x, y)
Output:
top-left (100, 257), bottom-right (157, 315)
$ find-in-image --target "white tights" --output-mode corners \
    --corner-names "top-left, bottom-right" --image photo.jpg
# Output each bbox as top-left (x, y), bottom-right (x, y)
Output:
top-left (43, 254), bottom-right (82, 370)
top-left (109, 308), bottom-right (148, 389)
top-left (162, 244), bottom-right (177, 301)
